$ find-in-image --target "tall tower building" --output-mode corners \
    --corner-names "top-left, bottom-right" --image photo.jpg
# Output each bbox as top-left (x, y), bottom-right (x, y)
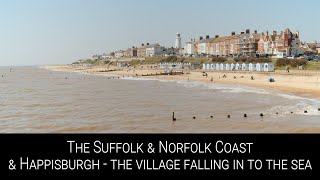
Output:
top-left (175, 32), bottom-right (181, 49)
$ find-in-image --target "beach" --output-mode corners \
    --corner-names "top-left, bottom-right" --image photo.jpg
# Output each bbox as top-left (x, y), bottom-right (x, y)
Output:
top-left (45, 65), bottom-right (320, 99)
top-left (1, 66), bottom-right (320, 133)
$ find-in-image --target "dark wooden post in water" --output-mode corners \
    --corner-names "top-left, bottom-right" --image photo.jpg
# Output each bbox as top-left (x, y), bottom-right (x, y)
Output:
top-left (227, 115), bottom-right (230, 118)
top-left (260, 113), bottom-right (264, 117)
top-left (244, 114), bottom-right (247, 118)
top-left (172, 112), bottom-right (176, 121)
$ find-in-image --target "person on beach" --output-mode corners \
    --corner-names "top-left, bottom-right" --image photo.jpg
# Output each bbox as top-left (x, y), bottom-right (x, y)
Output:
top-left (211, 77), bottom-right (213, 82)
top-left (251, 76), bottom-right (254, 80)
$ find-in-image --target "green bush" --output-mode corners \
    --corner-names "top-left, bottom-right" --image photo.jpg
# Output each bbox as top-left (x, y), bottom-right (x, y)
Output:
top-left (211, 57), bottom-right (227, 63)
top-left (276, 58), bottom-right (290, 67)
top-left (235, 58), bottom-right (272, 63)
top-left (161, 56), bottom-right (178, 62)
top-left (290, 59), bottom-right (308, 67)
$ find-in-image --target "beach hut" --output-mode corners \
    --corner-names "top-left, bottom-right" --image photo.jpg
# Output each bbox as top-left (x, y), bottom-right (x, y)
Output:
top-left (202, 64), bottom-right (206, 70)
top-left (230, 63), bottom-right (235, 71)
top-left (263, 63), bottom-right (274, 72)
top-left (215, 63), bottom-right (220, 71)
top-left (206, 63), bottom-right (210, 70)
top-left (256, 63), bottom-right (262, 71)
top-left (241, 63), bottom-right (247, 71)
top-left (249, 63), bottom-right (256, 71)
top-left (225, 63), bottom-right (230, 71)
top-left (211, 64), bottom-right (215, 70)
top-left (220, 63), bottom-right (224, 71)
top-left (235, 63), bottom-right (240, 71)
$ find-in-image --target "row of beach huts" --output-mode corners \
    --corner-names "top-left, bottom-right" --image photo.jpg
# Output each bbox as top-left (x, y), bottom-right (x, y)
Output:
top-left (158, 62), bottom-right (275, 72)
top-left (202, 62), bottom-right (275, 72)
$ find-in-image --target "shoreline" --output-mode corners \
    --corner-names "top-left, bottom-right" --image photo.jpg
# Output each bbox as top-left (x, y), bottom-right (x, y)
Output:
top-left (44, 65), bottom-right (320, 100)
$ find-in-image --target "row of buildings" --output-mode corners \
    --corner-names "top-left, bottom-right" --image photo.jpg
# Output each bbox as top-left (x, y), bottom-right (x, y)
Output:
top-left (184, 28), bottom-right (319, 58)
top-left (100, 42), bottom-right (180, 59)
top-left (89, 29), bottom-right (319, 61)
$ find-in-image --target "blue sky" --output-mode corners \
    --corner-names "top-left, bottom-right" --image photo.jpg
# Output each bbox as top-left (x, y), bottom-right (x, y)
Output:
top-left (0, 0), bottom-right (319, 66)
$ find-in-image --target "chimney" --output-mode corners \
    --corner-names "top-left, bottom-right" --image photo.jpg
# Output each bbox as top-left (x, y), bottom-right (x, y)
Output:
top-left (206, 35), bottom-right (210, 39)
top-left (254, 30), bottom-right (257, 34)
top-left (241, 32), bottom-right (245, 34)
top-left (215, 35), bottom-right (219, 38)
top-left (266, 31), bottom-right (269, 36)
top-left (231, 32), bottom-right (236, 36)
top-left (246, 29), bottom-right (250, 34)
top-left (273, 31), bottom-right (277, 36)
top-left (199, 36), bottom-right (203, 40)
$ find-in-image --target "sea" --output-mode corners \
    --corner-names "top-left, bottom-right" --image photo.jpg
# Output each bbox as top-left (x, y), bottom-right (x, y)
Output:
top-left (0, 66), bottom-right (319, 133)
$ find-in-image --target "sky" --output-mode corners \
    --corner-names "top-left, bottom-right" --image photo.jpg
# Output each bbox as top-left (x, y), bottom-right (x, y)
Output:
top-left (0, 0), bottom-right (319, 66)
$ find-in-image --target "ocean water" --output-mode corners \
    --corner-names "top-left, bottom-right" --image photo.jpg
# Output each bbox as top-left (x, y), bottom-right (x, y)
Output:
top-left (0, 66), bottom-right (319, 133)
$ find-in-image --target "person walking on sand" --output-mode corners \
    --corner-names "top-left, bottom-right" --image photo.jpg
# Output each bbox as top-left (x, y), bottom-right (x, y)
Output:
top-left (286, 66), bottom-right (290, 73)
top-left (211, 76), bottom-right (213, 82)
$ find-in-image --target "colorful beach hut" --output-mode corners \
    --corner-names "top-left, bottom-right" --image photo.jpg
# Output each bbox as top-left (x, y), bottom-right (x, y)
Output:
top-left (256, 63), bottom-right (262, 72)
top-left (215, 63), bottom-right (220, 71)
top-left (206, 63), bottom-right (210, 70)
top-left (225, 63), bottom-right (230, 71)
top-left (211, 64), bottom-right (215, 70)
top-left (202, 64), bottom-right (206, 70)
top-left (235, 63), bottom-right (240, 71)
top-left (249, 63), bottom-right (256, 71)
top-left (230, 63), bottom-right (235, 71)
top-left (241, 63), bottom-right (247, 71)
top-left (263, 63), bottom-right (274, 72)
top-left (220, 63), bottom-right (224, 71)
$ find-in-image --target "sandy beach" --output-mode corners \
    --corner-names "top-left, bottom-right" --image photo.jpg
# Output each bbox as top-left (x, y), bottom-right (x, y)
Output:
top-left (45, 65), bottom-right (320, 99)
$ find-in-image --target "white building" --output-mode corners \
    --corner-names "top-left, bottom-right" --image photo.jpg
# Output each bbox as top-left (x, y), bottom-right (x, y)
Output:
top-left (197, 36), bottom-right (213, 55)
top-left (101, 53), bottom-right (114, 59)
top-left (114, 50), bottom-right (124, 58)
top-left (184, 39), bottom-right (196, 55)
top-left (145, 43), bottom-right (164, 57)
top-left (175, 33), bottom-right (182, 49)
top-left (91, 54), bottom-right (102, 60)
